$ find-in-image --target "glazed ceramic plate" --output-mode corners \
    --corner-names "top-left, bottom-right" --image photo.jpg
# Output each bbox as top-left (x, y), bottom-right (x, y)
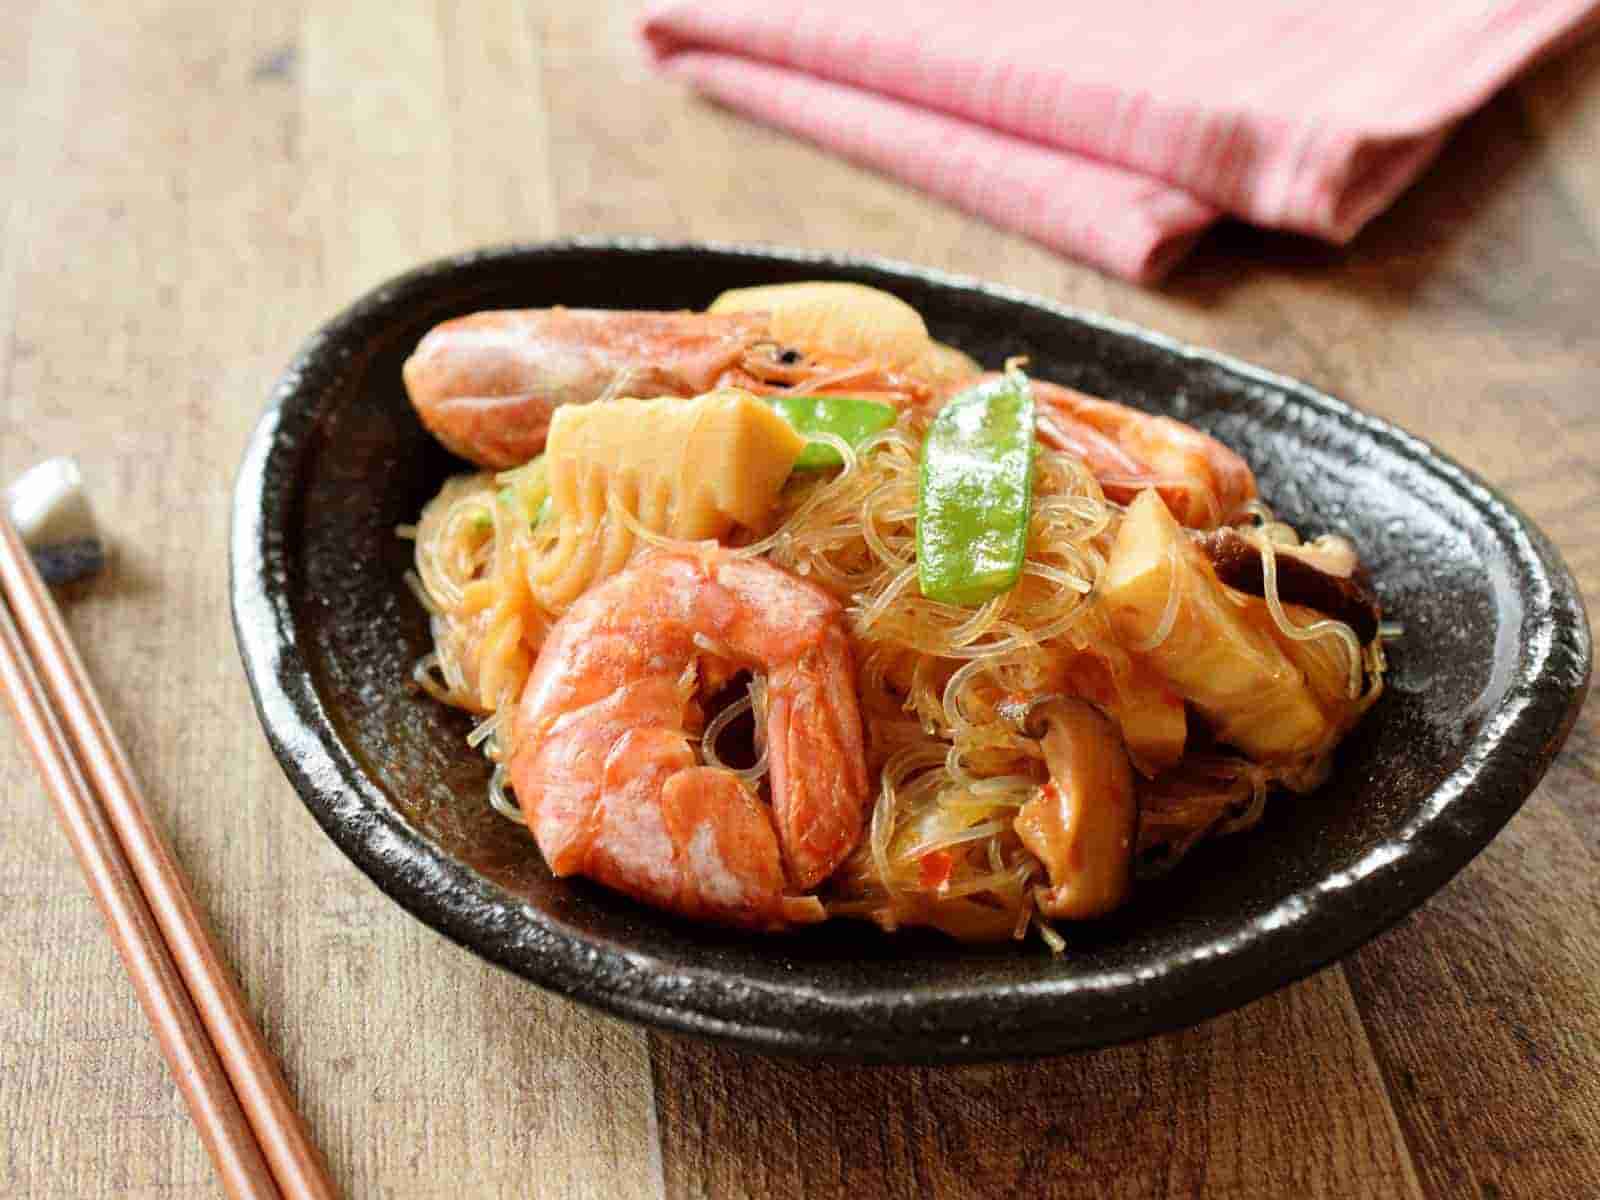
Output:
top-left (230, 241), bottom-right (1590, 1063)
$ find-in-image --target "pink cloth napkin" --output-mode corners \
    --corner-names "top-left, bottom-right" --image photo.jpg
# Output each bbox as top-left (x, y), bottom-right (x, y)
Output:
top-left (643, 1), bottom-right (1600, 281)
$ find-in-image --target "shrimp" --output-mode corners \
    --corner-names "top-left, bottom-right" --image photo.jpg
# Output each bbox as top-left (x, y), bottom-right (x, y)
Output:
top-left (404, 310), bottom-right (767, 469)
top-left (404, 307), bottom-right (941, 470)
top-left (1022, 378), bottom-right (1256, 528)
top-left (508, 548), bottom-right (870, 930)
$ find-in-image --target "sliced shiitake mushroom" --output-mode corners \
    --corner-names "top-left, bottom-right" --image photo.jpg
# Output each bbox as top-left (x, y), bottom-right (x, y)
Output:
top-left (1014, 698), bottom-right (1137, 920)
top-left (1196, 527), bottom-right (1381, 643)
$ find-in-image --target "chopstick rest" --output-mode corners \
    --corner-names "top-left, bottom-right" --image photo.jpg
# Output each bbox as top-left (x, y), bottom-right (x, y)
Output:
top-left (3, 457), bottom-right (105, 584)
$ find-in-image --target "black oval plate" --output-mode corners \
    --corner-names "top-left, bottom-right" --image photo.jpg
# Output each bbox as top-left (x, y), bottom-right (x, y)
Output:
top-left (230, 240), bottom-right (1590, 1063)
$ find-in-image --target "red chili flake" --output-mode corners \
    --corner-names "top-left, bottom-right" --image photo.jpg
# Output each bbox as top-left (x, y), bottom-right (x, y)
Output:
top-left (919, 850), bottom-right (955, 891)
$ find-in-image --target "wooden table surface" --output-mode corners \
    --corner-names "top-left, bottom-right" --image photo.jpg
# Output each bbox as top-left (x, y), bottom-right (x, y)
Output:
top-left (2, 3), bottom-right (1597, 1197)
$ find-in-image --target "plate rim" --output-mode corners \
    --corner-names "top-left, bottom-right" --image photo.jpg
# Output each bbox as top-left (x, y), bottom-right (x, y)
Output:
top-left (230, 237), bottom-right (1592, 1062)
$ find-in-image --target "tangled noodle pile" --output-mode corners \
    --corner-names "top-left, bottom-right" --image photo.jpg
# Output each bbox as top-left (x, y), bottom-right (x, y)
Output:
top-left (405, 399), bottom-right (1386, 948)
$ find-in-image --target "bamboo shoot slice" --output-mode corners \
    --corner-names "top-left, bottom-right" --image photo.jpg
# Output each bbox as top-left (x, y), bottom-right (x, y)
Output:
top-left (1101, 490), bottom-right (1332, 761)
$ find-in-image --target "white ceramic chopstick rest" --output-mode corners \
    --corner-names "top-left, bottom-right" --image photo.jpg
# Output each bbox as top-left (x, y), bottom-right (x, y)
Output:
top-left (3, 458), bottom-right (105, 584)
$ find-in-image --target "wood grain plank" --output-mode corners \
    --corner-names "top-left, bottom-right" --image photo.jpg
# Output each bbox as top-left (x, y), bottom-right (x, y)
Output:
top-left (0, 0), bottom-right (227, 1193)
top-left (1517, 31), bottom-right (1600, 249)
top-left (537, 39), bottom-right (1116, 319)
top-left (437, 0), bottom-right (558, 243)
top-left (1341, 788), bottom-right (1600, 1200)
top-left (0, 0), bottom-right (58, 487)
top-left (299, 0), bottom-right (456, 299)
top-left (652, 969), bottom-right (1421, 1200)
top-left (0, 1), bottom-right (657, 1196)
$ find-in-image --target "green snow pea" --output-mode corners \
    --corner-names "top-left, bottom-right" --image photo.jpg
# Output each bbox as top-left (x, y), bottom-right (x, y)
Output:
top-left (768, 394), bottom-right (898, 470)
top-left (916, 367), bottom-right (1036, 606)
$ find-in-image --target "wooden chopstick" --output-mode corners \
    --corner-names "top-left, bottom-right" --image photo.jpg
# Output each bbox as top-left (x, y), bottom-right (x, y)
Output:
top-left (0, 582), bottom-right (280, 1198)
top-left (0, 515), bottom-right (336, 1199)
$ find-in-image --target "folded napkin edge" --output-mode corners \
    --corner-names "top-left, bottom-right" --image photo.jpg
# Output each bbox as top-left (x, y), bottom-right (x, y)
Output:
top-left (658, 50), bottom-right (1218, 283)
top-left (642, 1), bottom-right (1600, 245)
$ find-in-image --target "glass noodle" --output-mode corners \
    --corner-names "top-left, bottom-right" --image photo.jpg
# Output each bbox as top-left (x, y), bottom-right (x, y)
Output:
top-left (406, 402), bottom-right (1386, 948)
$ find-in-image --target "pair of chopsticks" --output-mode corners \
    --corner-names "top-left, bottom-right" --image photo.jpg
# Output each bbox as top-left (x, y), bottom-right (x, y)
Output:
top-left (0, 514), bottom-right (336, 1200)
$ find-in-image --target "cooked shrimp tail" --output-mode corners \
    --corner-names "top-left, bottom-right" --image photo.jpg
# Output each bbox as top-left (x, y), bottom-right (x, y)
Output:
top-left (765, 624), bottom-right (871, 889)
top-left (509, 550), bottom-right (869, 929)
top-left (1027, 379), bottom-right (1257, 527)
